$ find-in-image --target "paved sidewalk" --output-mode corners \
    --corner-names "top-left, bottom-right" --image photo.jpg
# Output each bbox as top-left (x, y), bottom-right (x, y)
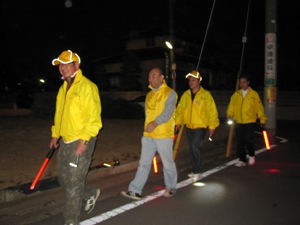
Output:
top-left (0, 121), bottom-right (230, 202)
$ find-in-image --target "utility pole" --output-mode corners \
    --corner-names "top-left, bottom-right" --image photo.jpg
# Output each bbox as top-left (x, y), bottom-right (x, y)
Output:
top-left (264, 0), bottom-right (277, 137)
top-left (169, 0), bottom-right (176, 90)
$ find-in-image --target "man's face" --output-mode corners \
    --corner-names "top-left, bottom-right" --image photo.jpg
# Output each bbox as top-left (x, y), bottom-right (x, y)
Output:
top-left (239, 78), bottom-right (249, 90)
top-left (58, 62), bottom-right (79, 79)
top-left (188, 76), bottom-right (200, 90)
top-left (148, 68), bottom-right (164, 88)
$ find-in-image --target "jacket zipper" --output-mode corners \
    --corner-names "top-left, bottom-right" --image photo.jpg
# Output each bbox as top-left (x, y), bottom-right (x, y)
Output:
top-left (240, 95), bottom-right (244, 124)
top-left (58, 85), bottom-right (68, 136)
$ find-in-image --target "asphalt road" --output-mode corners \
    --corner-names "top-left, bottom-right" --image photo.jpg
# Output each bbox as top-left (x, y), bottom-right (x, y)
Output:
top-left (1, 120), bottom-right (299, 225)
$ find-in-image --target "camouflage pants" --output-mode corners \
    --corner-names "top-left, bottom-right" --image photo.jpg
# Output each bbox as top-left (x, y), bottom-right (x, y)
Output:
top-left (57, 137), bottom-right (97, 225)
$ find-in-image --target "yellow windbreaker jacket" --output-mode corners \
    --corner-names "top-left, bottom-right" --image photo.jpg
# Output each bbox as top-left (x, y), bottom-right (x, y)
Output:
top-left (175, 87), bottom-right (219, 129)
top-left (51, 69), bottom-right (102, 142)
top-left (227, 87), bottom-right (267, 124)
top-left (144, 81), bottom-right (177, 138)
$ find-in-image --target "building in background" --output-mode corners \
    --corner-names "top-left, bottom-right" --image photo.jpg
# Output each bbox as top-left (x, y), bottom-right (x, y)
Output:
top-left (91, 35), bottom-right (228, 93)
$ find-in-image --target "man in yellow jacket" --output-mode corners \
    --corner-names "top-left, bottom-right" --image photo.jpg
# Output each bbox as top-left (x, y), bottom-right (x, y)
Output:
top-left (122, 67), bottom-right (178, 200)
top-left (175, 70), bottom-right (219, 180)
top-left (50, 50), bottom-right (102, 225)
top-left (227, 74), bottom-right (267, 167)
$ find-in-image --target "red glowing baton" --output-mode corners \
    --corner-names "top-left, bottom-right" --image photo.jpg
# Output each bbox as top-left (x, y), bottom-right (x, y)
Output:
top-left (262, 129), bottom-right (270, 150)
top-left (152, 129), bottom-right (180, 174)
top-left (152, 156), bottom-right (158, 173)
top-left (30, 147), bottom-right (56, 190)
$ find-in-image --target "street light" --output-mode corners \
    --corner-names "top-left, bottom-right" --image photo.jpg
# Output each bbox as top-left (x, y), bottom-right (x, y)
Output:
top-left (39, 78), bottom-right (46, 91)
top-left (165, 41), bottom-right (176, 90)
top-left (165, 41), bottom-right (173, 49)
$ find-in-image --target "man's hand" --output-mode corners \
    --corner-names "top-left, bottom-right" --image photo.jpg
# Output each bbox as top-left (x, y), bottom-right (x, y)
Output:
top-left (50, 138), bottom-right (59, 149)
top-left (76, 140), bottom-right (88, 156)
top-left (209, 129), bottom-right (214, 141)
top-left (175, 124), bottom-right (181, 132)
top-left (145, 121), bottom-right (158, 133)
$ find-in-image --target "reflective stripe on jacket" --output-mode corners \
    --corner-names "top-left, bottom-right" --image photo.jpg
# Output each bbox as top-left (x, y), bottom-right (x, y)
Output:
top-left (175, 87), bottom-right (219, 129)
top-left (144, 81), bottom-right (176, 138)
top-left (226, 87), bottom-right (267, 124)
top-left (51, 69), bottom-right (102, 142)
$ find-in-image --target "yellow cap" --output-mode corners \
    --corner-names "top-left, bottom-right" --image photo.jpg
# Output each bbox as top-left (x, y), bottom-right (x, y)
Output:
top-left (52, 50), bottom-right (81, 65)
top-left (185, 70), bottom-right (202, 80)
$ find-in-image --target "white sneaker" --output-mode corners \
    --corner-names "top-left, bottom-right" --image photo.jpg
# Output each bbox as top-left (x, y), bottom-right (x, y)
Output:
top-left (188, 172), bottom-right (201, 177)
top-left (121, 191), bottom-right (142, 200)
top-left (188, 173), bottom-right (202, 181)
top-left (235, 161), bottom-right (246, 167)
top-left (85, 188), bottom-right (101, 214)
top-left (163, 188), bottom-right (177, 197)
top-left (248, 156), bottom-right (255, 165)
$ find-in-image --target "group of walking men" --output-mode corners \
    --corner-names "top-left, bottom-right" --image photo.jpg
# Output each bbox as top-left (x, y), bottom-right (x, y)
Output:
top-left (49, 50), bottom-right (267, 225)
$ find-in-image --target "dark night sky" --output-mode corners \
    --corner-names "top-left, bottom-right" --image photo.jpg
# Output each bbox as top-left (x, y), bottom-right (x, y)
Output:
top-left (1, 0), bottom-right (299, 90)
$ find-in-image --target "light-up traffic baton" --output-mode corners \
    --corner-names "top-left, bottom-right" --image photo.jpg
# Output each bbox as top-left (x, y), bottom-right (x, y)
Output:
top-left (30, 147), bottom-right (56, 190)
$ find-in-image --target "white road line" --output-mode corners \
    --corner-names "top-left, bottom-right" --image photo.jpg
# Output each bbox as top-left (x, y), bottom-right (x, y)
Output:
top-left (81, 142), bottom-right (280, 225)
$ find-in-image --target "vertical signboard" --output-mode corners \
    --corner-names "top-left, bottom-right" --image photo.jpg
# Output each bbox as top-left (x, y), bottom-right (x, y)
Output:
top-left (265, 33), bottom-right (277, 102)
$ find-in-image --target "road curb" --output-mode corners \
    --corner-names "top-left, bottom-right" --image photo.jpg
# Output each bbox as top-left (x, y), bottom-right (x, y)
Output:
top-left (0, 160), bottom-right (140, 204)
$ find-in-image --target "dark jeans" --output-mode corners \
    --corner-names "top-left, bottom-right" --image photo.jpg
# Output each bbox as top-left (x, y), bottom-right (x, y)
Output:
top-left (235, 123), bottom-right (255, 162)
top-left (57, 137), bottom-right (97, 225)
top-left (186, 128), bottom-right (206, 174)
